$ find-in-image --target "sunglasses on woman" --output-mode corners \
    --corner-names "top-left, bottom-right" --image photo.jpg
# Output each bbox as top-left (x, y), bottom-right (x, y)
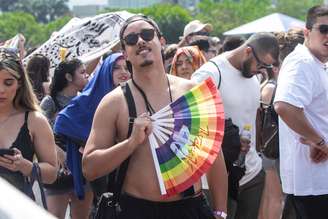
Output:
top-left (313, 24), bottom-right (328, 35)
top-left (123, 29), bottom-right (155, 46)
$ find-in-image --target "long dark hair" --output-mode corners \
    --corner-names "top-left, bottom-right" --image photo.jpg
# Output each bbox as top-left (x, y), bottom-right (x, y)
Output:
top-left (26, 54), bottom-right (50, 101)
top-left (49, 59), bottom-right (83, 108)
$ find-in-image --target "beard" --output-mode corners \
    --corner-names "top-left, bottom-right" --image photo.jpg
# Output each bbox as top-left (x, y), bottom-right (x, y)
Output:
top-left (140, 59), bottom-right (153, 67)
top-left (241, 58), bottom-right (254, 78)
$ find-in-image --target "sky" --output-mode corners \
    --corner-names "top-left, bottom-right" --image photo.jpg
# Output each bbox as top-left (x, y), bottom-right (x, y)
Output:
top-left (68, 0), bottom-right (108, 7)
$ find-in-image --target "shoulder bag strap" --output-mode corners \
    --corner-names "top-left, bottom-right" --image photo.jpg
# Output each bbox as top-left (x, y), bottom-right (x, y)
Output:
top-left (31, 162), bottom-right (48, 210)
top-left (111, 82), bottom-right (137, 203)
top-left (209, 60), bottom-right (222, 89)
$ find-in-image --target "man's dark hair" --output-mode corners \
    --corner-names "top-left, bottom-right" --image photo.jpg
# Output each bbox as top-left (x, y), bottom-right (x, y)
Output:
top-left (246, 32), bottom-right (279, 63)
top-left (306, 5), bottom-right (328, 29)
top-left (119, 14), bottom-right (162, 50)
top-left (222, 36), bottom-right (246, 52)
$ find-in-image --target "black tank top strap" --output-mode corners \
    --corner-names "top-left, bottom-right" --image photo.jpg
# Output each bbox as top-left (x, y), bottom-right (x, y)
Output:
top-left (24, 111), bottom-right (29, 123)
top-left (11, 111), bottom-right (34, 162)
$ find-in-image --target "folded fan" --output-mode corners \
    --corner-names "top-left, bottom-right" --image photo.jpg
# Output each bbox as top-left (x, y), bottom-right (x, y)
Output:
top-left (148, 77), bottom-right (225, 198)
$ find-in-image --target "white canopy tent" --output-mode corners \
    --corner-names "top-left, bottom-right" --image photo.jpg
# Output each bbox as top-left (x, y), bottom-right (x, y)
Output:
top-left (223, 13), bottom-right (305, 35)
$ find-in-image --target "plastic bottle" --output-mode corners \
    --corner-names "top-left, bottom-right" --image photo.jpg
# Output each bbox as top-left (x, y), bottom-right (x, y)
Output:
top-left (233, 124), bottom-right (252, 168)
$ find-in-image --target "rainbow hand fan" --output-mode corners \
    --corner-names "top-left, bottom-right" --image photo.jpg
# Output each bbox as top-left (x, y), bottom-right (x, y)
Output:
top-left (148, 77), bottom-right (225, 198)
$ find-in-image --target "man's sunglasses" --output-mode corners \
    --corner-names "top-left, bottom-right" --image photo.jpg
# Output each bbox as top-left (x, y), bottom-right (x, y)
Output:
top-left (248, 45), bottom-right (273, 70)
top-left (123, 29), bottom-right (155, 46)
top-left (313, 24), bottom-right (328, 35)
top-left (189, 31), bottom-right (210, 37)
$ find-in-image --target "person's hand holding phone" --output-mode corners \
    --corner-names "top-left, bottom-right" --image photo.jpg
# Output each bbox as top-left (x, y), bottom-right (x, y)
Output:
top-left (0, 148), bottom-right (32, 176)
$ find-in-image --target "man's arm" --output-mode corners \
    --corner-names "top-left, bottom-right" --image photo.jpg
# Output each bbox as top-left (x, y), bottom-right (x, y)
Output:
top-left (207, 150), bottom-right (228, 217)
top-left (274, 101), bottom-right (328, 159)
top-left (82, 90), bottom-right (152, 180)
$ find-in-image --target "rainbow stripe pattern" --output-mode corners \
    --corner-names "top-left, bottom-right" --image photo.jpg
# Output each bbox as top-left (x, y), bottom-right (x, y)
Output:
top-left (149, 77), bottom-right (225, 197)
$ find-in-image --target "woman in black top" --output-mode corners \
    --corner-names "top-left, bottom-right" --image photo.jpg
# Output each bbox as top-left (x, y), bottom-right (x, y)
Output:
top-left (0, 48), bottom-right (57, 193)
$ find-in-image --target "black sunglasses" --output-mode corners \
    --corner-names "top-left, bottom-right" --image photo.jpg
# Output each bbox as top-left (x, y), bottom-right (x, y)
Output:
top-left (124, 29), bottom-right (155, 46)
top-left (189, 31), bottom-right (210, 37)
top-left (248, 45), bottom-right (273, 70)
top-left (313, 24), bottom-right (328, 35)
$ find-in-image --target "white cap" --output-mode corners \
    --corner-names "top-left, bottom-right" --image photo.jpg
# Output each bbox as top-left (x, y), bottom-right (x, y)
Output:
top-left (183, 20), bottom-right (213, 38)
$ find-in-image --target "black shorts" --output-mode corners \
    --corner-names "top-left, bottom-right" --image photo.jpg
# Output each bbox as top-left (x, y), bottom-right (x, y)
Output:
top-left (118, 193), bottom-right (215, 219)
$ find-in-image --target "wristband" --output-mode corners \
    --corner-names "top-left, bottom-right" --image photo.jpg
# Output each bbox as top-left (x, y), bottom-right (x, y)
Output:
top-left (213, 210), bottom-right (227, 219)
top-left (316, 138), bottom-right (325, 147)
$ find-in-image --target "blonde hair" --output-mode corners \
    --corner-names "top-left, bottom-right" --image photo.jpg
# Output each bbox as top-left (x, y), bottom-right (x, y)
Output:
top-left (0, 48), bottom-right (40, 111)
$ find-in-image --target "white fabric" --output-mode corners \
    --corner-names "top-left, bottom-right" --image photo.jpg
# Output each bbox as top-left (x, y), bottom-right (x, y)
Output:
top-left (23, 11), bottom-right (134, 69)
top-left (192, 53), bottom-right (262, 186)
top-left (224, 13), bottom-right (304, 36)
top-left (0, 178), bottom-right (56, 219)
top-left (274, 44), bottom-right (328, 196)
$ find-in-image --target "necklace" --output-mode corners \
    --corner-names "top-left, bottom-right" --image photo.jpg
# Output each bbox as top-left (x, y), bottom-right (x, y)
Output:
top-left (132, 75), bottom-right (173, 116)
top-left (0, 111), bottom-right (17, 129)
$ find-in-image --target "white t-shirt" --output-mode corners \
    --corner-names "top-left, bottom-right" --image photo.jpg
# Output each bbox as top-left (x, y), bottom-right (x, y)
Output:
top-left (274, 44), bottom-right (328, 196)
top-left (192, 53), bottom-right (262, 186)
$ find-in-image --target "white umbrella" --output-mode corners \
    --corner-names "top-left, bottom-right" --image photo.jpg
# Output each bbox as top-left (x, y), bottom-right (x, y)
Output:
top-left (223, 13), bottom-right (305, 35)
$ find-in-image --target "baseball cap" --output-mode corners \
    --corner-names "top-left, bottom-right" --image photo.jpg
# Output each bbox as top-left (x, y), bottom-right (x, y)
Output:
top-left (183, 20), bottom-right (213, 38)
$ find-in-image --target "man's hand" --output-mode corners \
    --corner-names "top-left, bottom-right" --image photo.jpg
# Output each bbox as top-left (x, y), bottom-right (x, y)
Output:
top-left (310, 147), bottom-right (328, 163)
top-left (128, 113), bottom-right (153, 147)
top-left (300, 137), bottom-right (328, 162)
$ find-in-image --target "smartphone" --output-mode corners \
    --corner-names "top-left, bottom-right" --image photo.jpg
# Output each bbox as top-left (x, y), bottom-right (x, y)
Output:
top-left (0, 148), bottom-right (15, 156)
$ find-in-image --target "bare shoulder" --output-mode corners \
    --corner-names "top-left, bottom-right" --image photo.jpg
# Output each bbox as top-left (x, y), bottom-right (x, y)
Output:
top-left (28, 110), bottom-right (49, 126)
top-left (168, 74), bottom-right (197, 93)
top-left (97, 85), bottom-right (125, 112)
top-left (26, 110), bottom-right (52, 137)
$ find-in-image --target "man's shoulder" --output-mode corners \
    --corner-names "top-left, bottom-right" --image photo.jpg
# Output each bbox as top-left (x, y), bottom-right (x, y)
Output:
top-left (284, 45), bottom-right (316, 67)
top-left (168, 74), bottom-right (195, 90)
top-left (100, 85), bottom-right (126, 108)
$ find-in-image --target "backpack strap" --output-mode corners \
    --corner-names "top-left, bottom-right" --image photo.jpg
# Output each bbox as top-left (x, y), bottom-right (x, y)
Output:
top-left (209, 60), bottom-right (222, 89)
top-left (111, 82), bottom-right (137, 204)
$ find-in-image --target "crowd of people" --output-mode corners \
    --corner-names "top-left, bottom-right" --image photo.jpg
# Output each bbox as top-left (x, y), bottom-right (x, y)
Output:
top-left (0, 4), bottom-right (328, 219)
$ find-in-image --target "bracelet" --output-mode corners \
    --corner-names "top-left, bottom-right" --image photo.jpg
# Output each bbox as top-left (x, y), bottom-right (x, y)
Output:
top-left (213, 210), bottom-right (227, 219)
top-left (316, 138), bottom-right (325, 147)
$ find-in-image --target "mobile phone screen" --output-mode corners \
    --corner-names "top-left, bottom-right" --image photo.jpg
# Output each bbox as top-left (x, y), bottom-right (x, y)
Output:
top-left (0, 149), bottom-right (15, 156)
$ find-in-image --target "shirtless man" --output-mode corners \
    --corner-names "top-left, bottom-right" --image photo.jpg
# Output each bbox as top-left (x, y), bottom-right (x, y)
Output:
top-left (82, 15), bottom-right (228, 219)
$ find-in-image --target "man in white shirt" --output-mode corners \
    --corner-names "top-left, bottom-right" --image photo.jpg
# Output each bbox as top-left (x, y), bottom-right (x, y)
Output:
top-left (274, 5), bottom-right (328, 219)
top-left (192, 33), bottom-right (279, 219)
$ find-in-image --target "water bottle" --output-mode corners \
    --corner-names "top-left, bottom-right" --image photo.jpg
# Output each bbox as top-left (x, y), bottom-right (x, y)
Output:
top-left (233, 124), bottom-right (252, 168)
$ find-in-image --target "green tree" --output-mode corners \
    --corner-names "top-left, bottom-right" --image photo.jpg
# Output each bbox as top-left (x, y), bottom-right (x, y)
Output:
top-left (0, 0), bottom-right (20, 11)
top-left (0, 0), bottom-right (70, 23)
top-left (102, 3), bottom-right (192, 43)
top-left (42, 15), bottom-right (71, 38)
top-left (0, 12), bottom-right (72, 47)
top-left (0, 12), bottom-right (42, 47)
top-left (196, 0), bottom-right (273, 37)
top-left (273, 0), bottom-right (323, 21)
